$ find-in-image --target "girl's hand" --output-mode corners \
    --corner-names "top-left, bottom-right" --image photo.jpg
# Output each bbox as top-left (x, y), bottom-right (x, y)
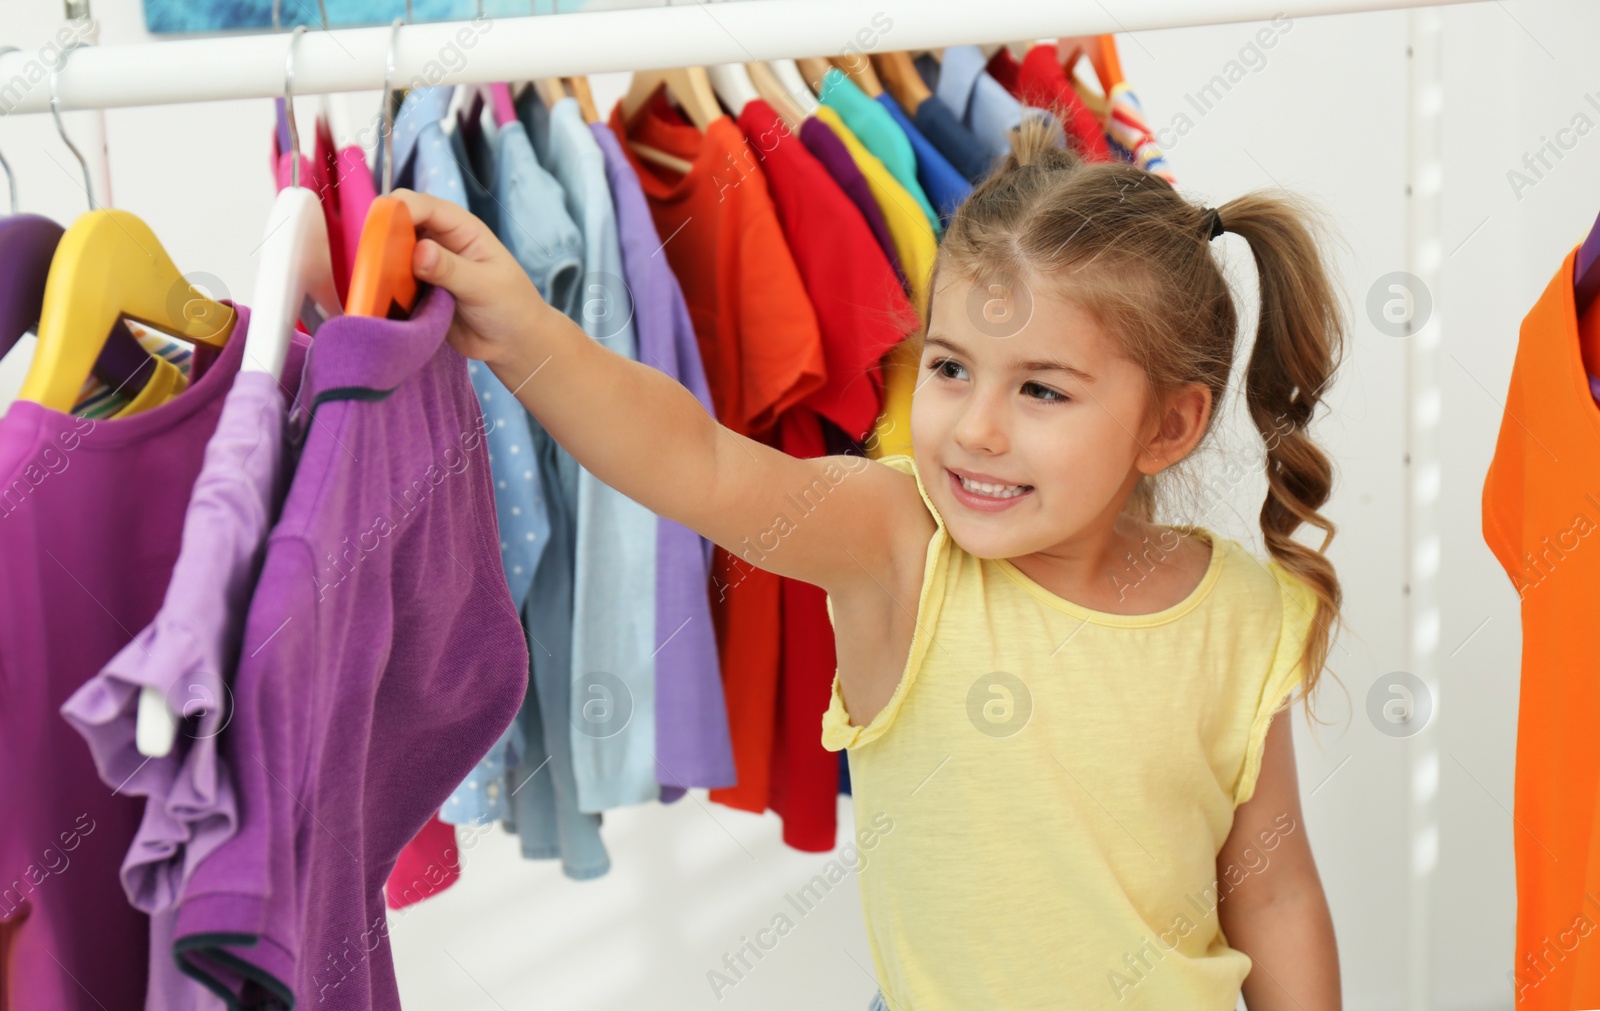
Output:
top-left (390, 187), bottom-right (555, 370)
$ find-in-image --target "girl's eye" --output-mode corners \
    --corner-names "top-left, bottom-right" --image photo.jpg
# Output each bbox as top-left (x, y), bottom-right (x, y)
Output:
top-left (930, 357), bottom-right (967, 381)
top-left (1023, 381), bottom-right (1069, 404)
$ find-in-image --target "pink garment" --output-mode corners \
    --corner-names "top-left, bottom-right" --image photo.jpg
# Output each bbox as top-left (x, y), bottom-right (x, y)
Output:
top-left (333, 145), bottom-right (378, 279)
top-left (272, 125), bottom-right (350, 305)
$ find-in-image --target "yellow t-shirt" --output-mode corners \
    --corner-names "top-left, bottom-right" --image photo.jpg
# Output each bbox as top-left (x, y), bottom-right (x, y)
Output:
top-left (813, 106), bottom-right (935, 461)
top-left (822, 455), bottom-right (1318, 1010)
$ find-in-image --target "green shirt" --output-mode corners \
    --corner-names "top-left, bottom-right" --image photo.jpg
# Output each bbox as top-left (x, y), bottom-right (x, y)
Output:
top-left (818, 68), bottom-right (941, 235)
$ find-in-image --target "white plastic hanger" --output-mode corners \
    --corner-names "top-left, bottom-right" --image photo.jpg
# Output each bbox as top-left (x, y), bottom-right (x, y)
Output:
top-left (703, 0), bottom-right (759, 116)
top-left (706, 63), bottom-right (760, 117)
top-left (133, 25), bottom-right (340, 759)
top-left (768, 59), bottom-right (820, 116)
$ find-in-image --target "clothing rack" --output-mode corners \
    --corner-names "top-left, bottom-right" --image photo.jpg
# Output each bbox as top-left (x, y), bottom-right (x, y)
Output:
top-left (0, 2), bottom-right (1470, 1007)
top-left (3, 0), bottom-right (1466, 113)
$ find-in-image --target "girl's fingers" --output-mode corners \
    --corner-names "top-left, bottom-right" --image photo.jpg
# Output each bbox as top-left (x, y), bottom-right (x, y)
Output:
top-left (413, 236), bottom-right (491, 304)
top-left (391, 188), bottom-right (497, 264)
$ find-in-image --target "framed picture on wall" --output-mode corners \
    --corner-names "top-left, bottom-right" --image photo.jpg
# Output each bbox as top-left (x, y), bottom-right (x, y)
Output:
top-left (142, 0), bottom-right (585, 35)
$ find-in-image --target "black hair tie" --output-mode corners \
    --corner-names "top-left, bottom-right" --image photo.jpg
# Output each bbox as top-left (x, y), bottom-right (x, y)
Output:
top-left (1202, 207), bottom-right (1225, 240)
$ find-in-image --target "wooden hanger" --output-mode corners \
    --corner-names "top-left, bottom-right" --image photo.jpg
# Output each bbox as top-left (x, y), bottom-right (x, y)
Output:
top-left (794, 57), bottom-right (833, 99)
top-left (565, 76), bottom-right (600, 123)
top-left (619, 68), bottom-right (720, 175)
top-left (534, 77), bottom-right (565, 110)
top-left (620, 67), bottom-right (722, 131)
top-left (830, 55), bottom-right (883, 98)
top-left (872, 52), bottom-right (932, 114)
top-left (746, 61), bottom-right (805, 131)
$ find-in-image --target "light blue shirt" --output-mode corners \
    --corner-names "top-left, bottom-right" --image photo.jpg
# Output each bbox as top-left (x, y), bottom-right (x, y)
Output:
top-left (522, 91), bottom-right (661, 815)
top-left (450, 100), bottom-right (611, 878)
top-left (393, 87), bottom-right (547, 829)
top-left (934, 45), bottom-right (1043, 161)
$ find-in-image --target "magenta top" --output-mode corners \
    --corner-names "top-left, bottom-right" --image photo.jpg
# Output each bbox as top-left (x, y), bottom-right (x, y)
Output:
top-left (0, 308), bottom-right (249, 1011)
top-left (169, 286), bottom-right (529, 1009)
top-left (61, 331), bottom-right (310, 1011)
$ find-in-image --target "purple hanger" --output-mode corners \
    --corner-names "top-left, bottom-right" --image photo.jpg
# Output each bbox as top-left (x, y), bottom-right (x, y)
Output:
top-left (275, 97), bottom-right (292, 161)
top-left (1576, 207), bottom-right (1600, 318)
top-left (0, 213), bottom-right (153, 395)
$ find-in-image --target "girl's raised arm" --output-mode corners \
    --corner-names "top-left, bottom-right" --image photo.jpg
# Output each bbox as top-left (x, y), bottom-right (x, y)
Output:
top-left (391, 187), bottom-right (931, 595)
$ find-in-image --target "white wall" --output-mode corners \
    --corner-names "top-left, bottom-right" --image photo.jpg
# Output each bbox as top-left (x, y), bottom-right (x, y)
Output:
top-left (1, 1), bottom-right (1586, 1008)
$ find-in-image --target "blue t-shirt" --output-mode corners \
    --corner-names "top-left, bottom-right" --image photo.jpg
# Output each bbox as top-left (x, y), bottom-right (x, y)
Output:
top-left (523, 91), bottom-right (662, 817)
top-left (451, 100), bottom-right (612, 878)
top-left (875, 92), bottom-right (971, 227)
top-left (394, 87), bottom-right (551, 829)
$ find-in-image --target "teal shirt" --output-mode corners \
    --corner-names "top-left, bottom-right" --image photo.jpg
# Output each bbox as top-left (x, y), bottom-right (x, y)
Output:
top-left (818, 67), bottom-right (941, 235)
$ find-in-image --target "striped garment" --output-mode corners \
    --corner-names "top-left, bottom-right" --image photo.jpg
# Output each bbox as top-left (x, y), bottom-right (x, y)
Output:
top-left (1074, 78), bottom-right (1177, 187)
top-left (72, 329), bottom-right (193, 419)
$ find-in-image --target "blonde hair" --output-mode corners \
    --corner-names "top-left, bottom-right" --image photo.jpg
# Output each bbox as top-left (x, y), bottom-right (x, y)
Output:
top-left (921, 116), bottom-right (1346, 719)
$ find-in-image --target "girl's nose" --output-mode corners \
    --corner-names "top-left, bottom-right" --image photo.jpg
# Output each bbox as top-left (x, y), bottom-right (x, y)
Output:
top-left (953, 393), bottom-right (1008, 456)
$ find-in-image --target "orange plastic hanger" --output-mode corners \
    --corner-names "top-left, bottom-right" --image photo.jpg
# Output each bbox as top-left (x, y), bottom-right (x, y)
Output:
top-left (347, 19), bottom-right (418, 320)
top-left (1060, 34), bottom-right (1124, 93)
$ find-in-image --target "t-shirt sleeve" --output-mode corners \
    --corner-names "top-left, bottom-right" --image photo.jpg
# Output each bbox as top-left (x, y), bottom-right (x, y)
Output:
top-left (1233, 561), bottom-right (1320, 807)
top-left (734, 166), bottom-right (828, 435)
top-left (173, 539), bottom-right (320, 1003)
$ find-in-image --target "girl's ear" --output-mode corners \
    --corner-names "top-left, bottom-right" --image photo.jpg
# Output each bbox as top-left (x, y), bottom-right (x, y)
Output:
top-left (1137, 382), bottom-right (1211, 476)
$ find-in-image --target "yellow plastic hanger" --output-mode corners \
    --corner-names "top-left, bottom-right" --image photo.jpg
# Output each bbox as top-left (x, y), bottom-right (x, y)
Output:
top-left (18, 54), bottom-right (234, 412)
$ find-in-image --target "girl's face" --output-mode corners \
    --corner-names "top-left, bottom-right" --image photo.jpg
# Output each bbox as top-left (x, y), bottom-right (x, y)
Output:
top-left (909, 272), bottom-right (1170, 561)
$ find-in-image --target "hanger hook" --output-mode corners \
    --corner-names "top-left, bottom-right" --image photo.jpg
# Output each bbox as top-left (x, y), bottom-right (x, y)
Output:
top-left (272, 0), bottom-right (280, 30)
top-left (284, 25), bottom-right (307, 190)
top-left (379, 17), bottom-right (404, 196)
top-left (0, 47), bottom-right (18, 214)
top-left (50, 41), bottom-right (94, 211)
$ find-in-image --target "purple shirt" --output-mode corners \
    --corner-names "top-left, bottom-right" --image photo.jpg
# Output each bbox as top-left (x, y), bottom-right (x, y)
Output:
top-left (171, 286), bottom-right (529, 1009)
top-left (61, 335), bottom-right (310, 1011)
top-left (0, 310), bottom-right (249, 1011)
top-left (798, 116), bottom-right (906, 288)
top-left (591, 122), bottom-right (736, 800)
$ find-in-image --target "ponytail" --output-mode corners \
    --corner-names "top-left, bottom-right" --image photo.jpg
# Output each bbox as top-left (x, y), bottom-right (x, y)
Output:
top-left (1218, 192), bottom-right (1346, 715)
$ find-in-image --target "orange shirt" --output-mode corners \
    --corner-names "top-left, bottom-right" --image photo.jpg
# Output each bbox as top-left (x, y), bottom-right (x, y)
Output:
top-left (610, 90), bottom-right (825, 813)
top-left (1483, 242), bottom-right (1600, 1008)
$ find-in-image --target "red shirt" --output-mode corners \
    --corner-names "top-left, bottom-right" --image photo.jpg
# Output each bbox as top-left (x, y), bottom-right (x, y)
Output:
top-left (737, 98), bottom-right (915, 850)
top-left (989, 46), bottom-right (1112, 163)
top-left (611, 89), bottom-right (826, 815)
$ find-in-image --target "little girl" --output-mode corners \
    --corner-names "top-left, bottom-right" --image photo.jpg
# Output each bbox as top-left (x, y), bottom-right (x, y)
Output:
top-left (390, 114), bottom-right (1344, 1010)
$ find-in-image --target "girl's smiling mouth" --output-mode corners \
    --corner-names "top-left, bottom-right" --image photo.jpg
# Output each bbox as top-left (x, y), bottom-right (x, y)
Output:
top-left (948, 468), bottom-right (1035, 511)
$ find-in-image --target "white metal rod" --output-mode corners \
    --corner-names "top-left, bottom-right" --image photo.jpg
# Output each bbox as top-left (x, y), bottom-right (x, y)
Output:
top-left (0, 0), bottom-right (1480, 115)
